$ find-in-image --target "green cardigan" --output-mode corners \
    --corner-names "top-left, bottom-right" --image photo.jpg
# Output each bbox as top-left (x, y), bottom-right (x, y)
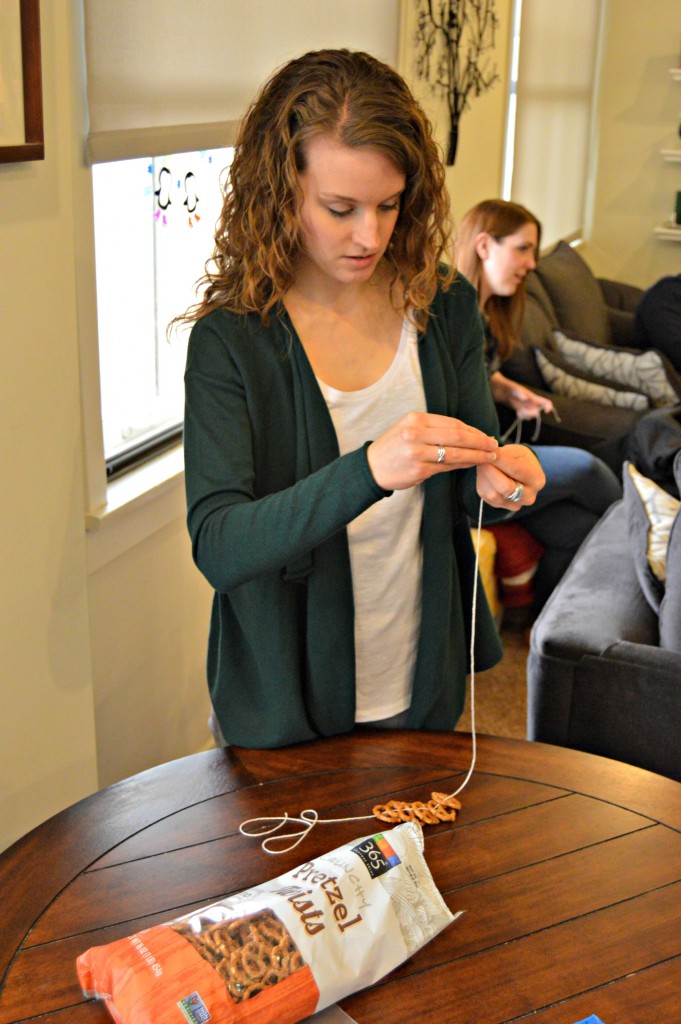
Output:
top-left (184, 275), bottom-right (506, 747)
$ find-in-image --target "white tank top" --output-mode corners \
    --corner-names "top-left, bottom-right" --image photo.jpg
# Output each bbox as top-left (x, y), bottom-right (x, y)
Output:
top-left (317, 319), bottom-right (426, 722)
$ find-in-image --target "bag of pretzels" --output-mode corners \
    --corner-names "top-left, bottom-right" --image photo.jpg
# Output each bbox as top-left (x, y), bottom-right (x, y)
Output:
top-left (76, 821), bottom-right (457, 1024)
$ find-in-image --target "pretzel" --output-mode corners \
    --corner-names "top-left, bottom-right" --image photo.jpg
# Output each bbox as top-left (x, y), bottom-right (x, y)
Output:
top-left (373, 791), bottom-right (461, 825)
top-left (172, 909), bottom-right (304, 1003)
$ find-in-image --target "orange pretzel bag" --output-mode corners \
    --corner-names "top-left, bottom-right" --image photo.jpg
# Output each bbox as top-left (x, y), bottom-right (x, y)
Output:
top-left (77, 821), bottom-right (457, 1024)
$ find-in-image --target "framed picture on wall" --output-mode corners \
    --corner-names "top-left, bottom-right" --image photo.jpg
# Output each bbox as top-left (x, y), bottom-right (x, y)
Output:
top-left (0, 0), bottom-right (44, 163)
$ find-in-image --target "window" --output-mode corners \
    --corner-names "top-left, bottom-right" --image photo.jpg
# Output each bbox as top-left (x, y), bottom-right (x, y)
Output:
top-left (502, 0), bottom-right (604, 247)
top-left (91, 148), bottom-right (232, 477)
top-left (80, 0), bottom-right (398, 499)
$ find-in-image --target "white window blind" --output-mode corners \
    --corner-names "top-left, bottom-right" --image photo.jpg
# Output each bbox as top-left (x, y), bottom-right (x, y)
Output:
top-left (509, 0), bottom-right (603, 247)
top-left (82, 0), bottom-right (401, 164)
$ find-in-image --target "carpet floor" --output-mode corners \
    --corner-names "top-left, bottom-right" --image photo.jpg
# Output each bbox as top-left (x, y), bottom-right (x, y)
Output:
top-left (456, 621), bottom-right (530, 740)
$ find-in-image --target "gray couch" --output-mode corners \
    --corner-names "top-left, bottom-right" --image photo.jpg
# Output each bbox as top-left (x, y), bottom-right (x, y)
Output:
top-left (527, 451), bottom-right (681, 782)
top-left (500, 240), bottom-right (649, 473)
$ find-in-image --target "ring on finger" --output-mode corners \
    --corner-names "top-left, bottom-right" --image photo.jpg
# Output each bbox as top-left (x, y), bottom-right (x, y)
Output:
top-left (505, 481), bottom-right (524, 502)
top-left (436, 445), bottom-right (446, 464)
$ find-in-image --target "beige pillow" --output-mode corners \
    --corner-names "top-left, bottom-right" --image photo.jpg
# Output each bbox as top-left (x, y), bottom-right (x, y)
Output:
top-left (627, 463), bottom-right (680, 582)
top-left (552, 330), bottom-right (681, 408)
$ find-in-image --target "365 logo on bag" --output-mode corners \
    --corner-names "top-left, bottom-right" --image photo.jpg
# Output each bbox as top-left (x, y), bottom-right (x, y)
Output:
top-left (352, 834), bottom-right (401, 878)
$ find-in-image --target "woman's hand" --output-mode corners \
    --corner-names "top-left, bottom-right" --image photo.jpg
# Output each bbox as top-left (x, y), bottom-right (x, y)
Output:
top-left (490, 370), bottom-right (554, 419)
top-left (367, 411), bottom-right (499, 491)
top-left (475, 443), bottom-right (545, 510)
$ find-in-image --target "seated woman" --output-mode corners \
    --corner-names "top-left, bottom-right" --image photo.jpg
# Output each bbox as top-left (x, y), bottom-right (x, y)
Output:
top-left (457, 199), bottom-right (622, 614)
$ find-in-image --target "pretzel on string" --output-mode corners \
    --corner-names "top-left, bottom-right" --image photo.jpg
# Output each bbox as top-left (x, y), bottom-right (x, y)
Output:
top-left (240, 498), bottom-right (485, 855)
top-left (372, 791), bottom-right (462, 826)
top-left (239, 788), bottom-right (464, 854)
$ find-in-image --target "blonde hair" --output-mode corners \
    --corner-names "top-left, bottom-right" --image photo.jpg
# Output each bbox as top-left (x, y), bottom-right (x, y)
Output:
top-left (456, 198), bottom-right (541, 361)
top-left (177, 49), bottom-right (455, 329)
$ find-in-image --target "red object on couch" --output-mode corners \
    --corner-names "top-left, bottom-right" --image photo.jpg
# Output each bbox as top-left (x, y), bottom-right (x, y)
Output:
top-left (486, 523), bottom-right (545, 607)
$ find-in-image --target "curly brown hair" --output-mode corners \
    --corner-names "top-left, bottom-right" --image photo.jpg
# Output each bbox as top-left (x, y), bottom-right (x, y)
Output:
top-left (178, 49), bottom-right (455, 329)
top-left (456, 199), bottom-right (542, 362)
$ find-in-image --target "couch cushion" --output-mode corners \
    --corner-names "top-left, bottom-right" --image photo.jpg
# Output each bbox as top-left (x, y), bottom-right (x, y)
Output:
top-left (535, 348), bottom-right (650, 411)
top-left (504, 274), bottom-right (556, 390)
top-left (659, 449), bottom-right (681, 652)
top-left (552, 329), bottom-right (681, 408)
top-left (624, 460), bottom-right (680, 613)
top-left (524, 272), bottom-right (559, 329)
top-left (517, 272), bottom-right (558, 364)
top-left (534, 241), bottom-right (611, 345)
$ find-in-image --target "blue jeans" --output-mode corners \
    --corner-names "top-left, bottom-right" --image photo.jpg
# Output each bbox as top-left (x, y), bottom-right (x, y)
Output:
top-left (513, 446), bottom-right (622, 611)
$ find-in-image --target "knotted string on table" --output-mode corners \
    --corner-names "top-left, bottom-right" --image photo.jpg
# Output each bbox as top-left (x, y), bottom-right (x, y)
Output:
top-left (239, 498), bottom-right (485, 855)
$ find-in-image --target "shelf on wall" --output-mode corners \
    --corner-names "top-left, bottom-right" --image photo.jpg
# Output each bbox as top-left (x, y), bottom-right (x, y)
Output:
top-left (661, 148), bottom-right (681, 162)
top-left (671, 68), bottom-right (681, 80)
top-left (654, 222), bottom-right (681, 241)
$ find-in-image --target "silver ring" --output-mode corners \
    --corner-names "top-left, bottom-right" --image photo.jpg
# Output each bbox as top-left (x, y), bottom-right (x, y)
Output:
top-left (505, 481), bottom-right (524, 502)
top-left (436, 445), bottom-right (446, 464)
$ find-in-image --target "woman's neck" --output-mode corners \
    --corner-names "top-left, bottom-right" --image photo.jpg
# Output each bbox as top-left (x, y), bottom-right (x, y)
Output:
top-left (283, 259), bottom-right (405, 391)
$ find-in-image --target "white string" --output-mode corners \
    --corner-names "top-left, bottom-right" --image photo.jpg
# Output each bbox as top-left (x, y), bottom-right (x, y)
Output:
top-left (239, 809), bottom-right (375, 855)
top-left (239, 498), bottom-right (486, 855)
top-left (445, 495), bottom-right (483, 799)
top-left (501, 408), bottom-right (562, 445)
top-left (501, 418), bottom-right (523, 444)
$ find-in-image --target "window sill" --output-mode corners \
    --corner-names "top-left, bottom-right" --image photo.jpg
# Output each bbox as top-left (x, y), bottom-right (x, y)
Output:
top-left (85, 445), bottom-right (186, 573)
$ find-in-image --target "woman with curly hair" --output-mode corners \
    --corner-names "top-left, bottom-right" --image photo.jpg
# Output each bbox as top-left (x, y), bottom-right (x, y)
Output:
top-left (457, 198), bottom-right (621, 614)
top-left (181, 50), bottom-right (544, 748)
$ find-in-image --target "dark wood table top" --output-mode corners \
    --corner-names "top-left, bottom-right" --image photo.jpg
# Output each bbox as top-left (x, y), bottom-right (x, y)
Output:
top-left (1, 731), bottom-right (680, 1024)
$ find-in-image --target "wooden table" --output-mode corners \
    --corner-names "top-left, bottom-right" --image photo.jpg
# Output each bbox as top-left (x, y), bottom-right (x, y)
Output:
top-left (1, 731), bottom-right (680, 1023)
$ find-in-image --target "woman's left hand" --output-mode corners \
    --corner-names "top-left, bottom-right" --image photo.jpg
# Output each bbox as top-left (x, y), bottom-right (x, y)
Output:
top-left (489, 371), bottom-right (554, 419)
top-left (475, 443), bottom-right (545, 510)
top-left (506, 382), bottom-right (554, 419)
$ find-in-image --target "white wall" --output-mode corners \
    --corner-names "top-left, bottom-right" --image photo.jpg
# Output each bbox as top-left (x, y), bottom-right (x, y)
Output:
top-left (0, 0), bottom-right (98, 851)
top-left (582, 0), bottom-right (681, 286)
top-left (88, 516), bottom-right (213, 787)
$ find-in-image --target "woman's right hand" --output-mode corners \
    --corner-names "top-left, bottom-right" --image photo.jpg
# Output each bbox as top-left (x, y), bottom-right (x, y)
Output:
top-left (367, 411), bottom-right (499, 491)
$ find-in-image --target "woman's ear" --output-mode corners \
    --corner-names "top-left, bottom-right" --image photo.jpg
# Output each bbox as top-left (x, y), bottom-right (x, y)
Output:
top-left (475, 232), bottom-right (492, 260)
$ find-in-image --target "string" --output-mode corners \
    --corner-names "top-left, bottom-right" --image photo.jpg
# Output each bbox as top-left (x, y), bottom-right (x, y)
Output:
top-left (501, 408), bottom-right (562, 445)
top-left (447, 494), bottom-right (483, 798)
top-left (239, 499), bottom-right (485, 855)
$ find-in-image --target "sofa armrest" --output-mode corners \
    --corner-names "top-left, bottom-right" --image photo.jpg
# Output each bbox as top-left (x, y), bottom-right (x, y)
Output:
top-left (566, 643), bottom-right (681, 781)
top-left (598, 638), bottom-right (681, 673)
top-left (528, 641), bottom-right (681, 780)
top-left (598, 277), bottom-right (644, 314)
top-left (530, 501), bottom-right (658, 663)
top-left (607, 307), bottom-right (636, 347)
top-left (598, 278), bottom-right (643, 348)
top-left (526, 499), bottom-right (681, 780)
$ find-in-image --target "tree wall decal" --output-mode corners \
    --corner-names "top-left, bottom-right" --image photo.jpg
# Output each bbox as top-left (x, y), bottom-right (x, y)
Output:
top-left (414, 0), bottom-right (500, 165)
